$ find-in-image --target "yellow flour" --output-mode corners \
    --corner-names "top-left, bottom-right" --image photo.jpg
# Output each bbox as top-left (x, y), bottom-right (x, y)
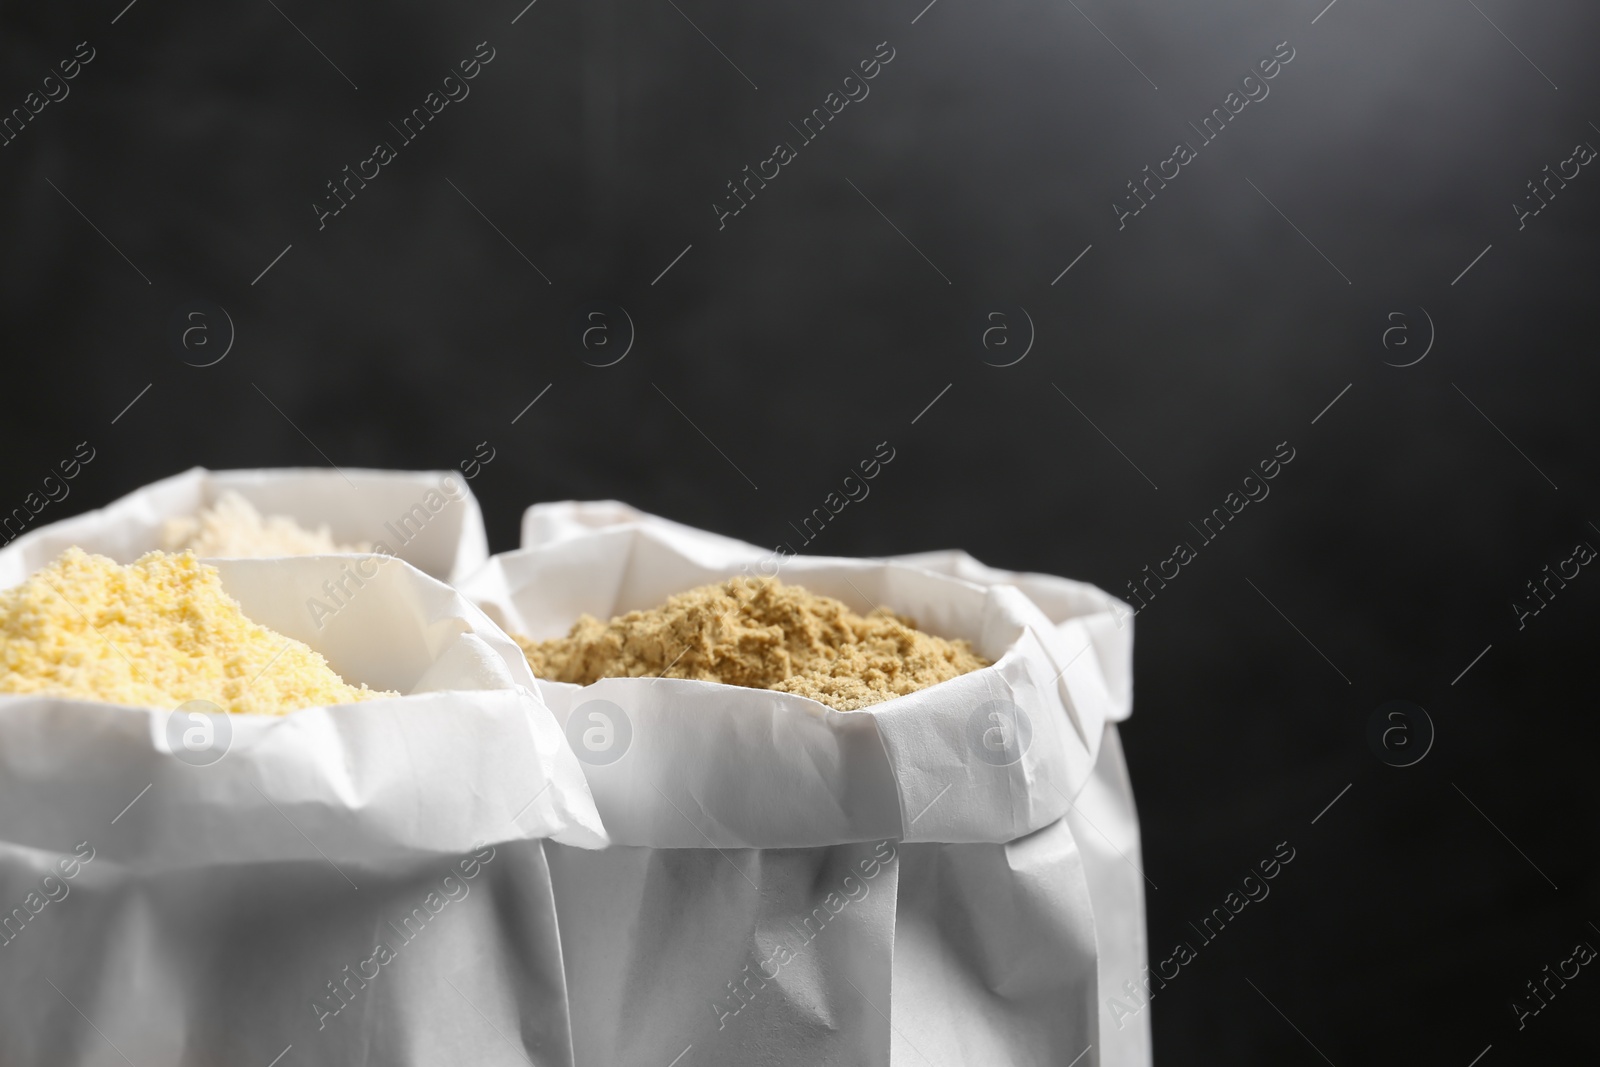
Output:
top-left (0, 548), bottom-right (391, 715)
top-left (516, 577), bottom-right (987, 711)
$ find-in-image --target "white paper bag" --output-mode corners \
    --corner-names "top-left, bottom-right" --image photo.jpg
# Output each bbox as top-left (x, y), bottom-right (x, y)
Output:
top-left (0, 466), bottom-right (489, 584)
top-left (0, 554), bottom-right (605, 1067)
top-left (460, 503), bottom-right (1148, 1066)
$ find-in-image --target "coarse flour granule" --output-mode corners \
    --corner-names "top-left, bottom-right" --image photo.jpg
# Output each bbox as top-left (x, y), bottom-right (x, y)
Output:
top-left (516, 577), bottom-right (987, 711)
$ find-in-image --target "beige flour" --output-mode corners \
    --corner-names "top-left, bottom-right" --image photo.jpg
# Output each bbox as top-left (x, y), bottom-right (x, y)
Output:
top-left (516, 577), bottom-right (987, 711)
top-left (162, 490), bottom-right (370, 557)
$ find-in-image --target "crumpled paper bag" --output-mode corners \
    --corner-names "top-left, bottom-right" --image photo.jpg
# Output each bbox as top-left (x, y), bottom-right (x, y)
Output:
top-left (0, 466), bottom-right (488, 584)
top-left (460, 502), bottom-right (1149, 1066)
top-left (0, 553), bottom-right (605, 1067)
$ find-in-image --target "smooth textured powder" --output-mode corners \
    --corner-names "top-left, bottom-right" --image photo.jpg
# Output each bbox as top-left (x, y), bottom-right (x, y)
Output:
top-left (162, 490), bottom-right (370, 557)
top-left (516, 577), bottom-right (987, 711)
top-left (0, 548), bottom-right (392, 715)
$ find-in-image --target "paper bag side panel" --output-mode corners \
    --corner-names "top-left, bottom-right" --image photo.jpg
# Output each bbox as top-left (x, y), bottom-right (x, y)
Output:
top-left (547, 841), bottom-right (899, 1067)
top-left (0, 841), bottom-right (574, 1067)
top-left (891, 821), bottom-right (1100, 1067)
top-left (1069, 725), bottom-right (1152, 1067)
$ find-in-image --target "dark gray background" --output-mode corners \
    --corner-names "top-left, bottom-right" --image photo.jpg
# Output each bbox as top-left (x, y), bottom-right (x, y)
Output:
top-left (2, 0), bottom-right (1596, 1061)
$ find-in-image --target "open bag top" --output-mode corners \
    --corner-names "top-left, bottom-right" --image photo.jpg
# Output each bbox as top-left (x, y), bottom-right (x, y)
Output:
top-left (462, 502), bottom-right (1134, 849)
top-left (0, 466), bottom-right (489, 584)
top-left (0, 552), bottom-right (606, 876)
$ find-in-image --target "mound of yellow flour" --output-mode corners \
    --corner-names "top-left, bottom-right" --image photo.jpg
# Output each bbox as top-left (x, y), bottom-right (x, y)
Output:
top-left (0, 548), bottom-right (392, 715)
